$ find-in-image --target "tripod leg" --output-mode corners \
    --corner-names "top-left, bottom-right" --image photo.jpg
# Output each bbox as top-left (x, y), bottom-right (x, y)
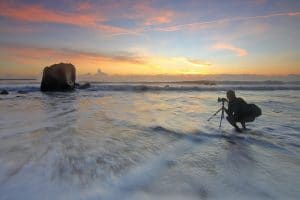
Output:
top-left (219, 108), bottom-right (225, 128)
top-left (207, 107), bottom-right (222, 121)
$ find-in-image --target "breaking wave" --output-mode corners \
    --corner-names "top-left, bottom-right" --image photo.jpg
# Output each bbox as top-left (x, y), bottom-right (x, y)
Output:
top-left (85, 84), bottom-right (300, 92)
top-left (1, 83), bottom-right (300, 93)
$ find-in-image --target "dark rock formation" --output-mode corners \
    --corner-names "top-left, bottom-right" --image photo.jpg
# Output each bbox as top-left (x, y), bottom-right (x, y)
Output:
top-left (0, 89), bottom-right (9, 95)
top-left (41, 63), bottom-right (76, 91)
top-left (76, 82), bottom-right (91, 89)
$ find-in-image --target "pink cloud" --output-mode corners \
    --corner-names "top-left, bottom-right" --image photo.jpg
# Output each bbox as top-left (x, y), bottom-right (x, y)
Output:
top-left (144, 11), bottom-right (174, 25)
top-left (0, 2), bottom-right (132, 35)
top-left (0, 2), bottom-right (103, 26)
top-left (288, 12), bottom-right (300, 16)
top-left (212, 43), bottom-right (248, 56)
top-left (122, 2), bottom-right (177, 26)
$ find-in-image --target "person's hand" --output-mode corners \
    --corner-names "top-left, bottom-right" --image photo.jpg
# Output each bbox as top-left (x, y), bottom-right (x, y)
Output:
top-left (218, 97), bottom-right (228, 102)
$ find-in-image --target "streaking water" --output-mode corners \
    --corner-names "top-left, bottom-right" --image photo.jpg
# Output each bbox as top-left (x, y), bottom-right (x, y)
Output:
top-left (0, 83), bottom-right (300, 200)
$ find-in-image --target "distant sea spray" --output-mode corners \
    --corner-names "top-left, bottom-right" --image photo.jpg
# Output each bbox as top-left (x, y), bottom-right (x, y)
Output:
top-left (0, 82), bottom-right (300, 93)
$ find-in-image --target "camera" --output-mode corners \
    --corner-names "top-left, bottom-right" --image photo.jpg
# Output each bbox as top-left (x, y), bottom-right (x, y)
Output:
top-left (217, 97), bottom-right (227, 103)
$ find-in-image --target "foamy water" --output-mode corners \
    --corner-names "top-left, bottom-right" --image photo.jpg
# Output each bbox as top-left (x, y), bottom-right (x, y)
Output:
top-left (0, 83), bottom-right (300, 200)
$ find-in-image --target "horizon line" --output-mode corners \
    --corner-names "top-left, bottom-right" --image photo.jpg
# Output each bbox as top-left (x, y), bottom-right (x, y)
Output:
top-left (1, 73), bottom-right (299, 79)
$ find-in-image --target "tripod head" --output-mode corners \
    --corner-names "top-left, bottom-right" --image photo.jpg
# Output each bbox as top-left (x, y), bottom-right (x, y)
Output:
top-left (217, 97), bottom-right (227, 103)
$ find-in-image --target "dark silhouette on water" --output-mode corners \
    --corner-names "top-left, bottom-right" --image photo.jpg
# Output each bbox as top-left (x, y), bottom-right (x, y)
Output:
top-left (225, 90), bottom-right (261, 132)
top-left (0, 89), bottom-right (9, 95)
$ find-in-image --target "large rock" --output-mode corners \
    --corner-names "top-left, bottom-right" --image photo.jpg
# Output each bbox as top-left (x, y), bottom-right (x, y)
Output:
top-left (41, 63), bottom-right (76, 91)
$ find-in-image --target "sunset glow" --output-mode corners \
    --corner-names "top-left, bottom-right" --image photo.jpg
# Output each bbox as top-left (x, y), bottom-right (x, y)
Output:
top-left (0, 0), bottom-right (299, 77)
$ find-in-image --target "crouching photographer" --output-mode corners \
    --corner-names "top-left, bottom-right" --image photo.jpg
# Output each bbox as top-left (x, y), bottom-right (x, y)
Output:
top-left (224, 90), bottom-right (262, 132)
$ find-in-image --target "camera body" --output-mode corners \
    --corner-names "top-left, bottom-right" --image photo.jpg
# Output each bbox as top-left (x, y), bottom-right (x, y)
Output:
top-left (218, 97), bottom-right (227, 103)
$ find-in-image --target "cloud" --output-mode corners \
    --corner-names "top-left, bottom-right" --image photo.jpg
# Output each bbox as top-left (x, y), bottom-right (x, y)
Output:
top-left (0, 2), bottom-right (133, 35)
top-left (0, 1), bottom-right (298, 36)
top-left (154, 11), bottom-right (300, 32)
top-left (0, 2), bottom-right (103, 26)
top-left (212, 43), bottom-right (248, 56)
top-left (155, 20), bottom-right (226, 32)
top-left (0, 43), bottom-right (211, 75)
top-left (0, 24), bottom-right (42, 34)
top-left (121, 1), bottom-right (177, 26)
top-left (156, 56), bottom-right (212, 67)
top-left (215, 22), bottom-right (270, 42)
top-left (186, 58), bottom-right (212, 66)
top-left (0, 43), bottom-right (148, 65)
top-left (288, 12), bottom-right (300, 16)
top-left (144, 11), bottom-right (174, 25)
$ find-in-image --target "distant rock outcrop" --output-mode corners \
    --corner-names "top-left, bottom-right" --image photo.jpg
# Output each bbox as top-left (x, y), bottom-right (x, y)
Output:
top-left (76, 82), bottom-right (91, 89)
top-left (17, 90), bottom-right (28, 94)
top-left (0, 89), bottom-right (9, 95)
top-left (40, 63), bottom-right (76, 91)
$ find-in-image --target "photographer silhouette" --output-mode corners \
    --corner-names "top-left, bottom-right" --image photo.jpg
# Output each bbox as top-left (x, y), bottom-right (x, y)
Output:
top-left (224, 90), bottom-right (261, 132)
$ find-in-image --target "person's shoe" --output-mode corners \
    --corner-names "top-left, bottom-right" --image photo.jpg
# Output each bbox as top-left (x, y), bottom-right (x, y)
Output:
top-left (235, 127), bottom-right (242, 133)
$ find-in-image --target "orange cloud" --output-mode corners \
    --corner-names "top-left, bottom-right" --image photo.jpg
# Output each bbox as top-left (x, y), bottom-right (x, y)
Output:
top-left (1, 44), bottom-right (148, 65)
top-left (0, 2), bottom-right (132, 35)
top-left (1, 43), bottom-right (298, 76)
top-left (212, 43), bottom-right (248, 56)
top-left (0, 44), bottom-right (211, 75)
top-left (187, 59), bottom-right (212, 66)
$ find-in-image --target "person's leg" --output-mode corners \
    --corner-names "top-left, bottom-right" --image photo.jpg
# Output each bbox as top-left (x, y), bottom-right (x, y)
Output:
top-left (240, 115), bottom-right (256, 130)
top-left (241, 121), bottom-right (246, 130)
top-left (227, 115), bottom-right (242, 132)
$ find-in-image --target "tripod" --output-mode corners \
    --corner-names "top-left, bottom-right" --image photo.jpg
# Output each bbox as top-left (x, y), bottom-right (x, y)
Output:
top-left (207, 100), bottom-right (226, 128)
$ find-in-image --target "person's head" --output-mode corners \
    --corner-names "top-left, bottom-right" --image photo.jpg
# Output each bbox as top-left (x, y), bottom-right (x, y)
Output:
top-left (226, 90), bottom-right (236, 101)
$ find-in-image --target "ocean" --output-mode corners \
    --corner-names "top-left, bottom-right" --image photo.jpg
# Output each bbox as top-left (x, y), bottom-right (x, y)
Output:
top-left (0, 82), bottom-right (300, 200)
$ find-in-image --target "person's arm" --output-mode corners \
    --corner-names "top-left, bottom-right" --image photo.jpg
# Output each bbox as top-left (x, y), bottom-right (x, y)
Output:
top-left (225, 101), bottom-right (233, 116)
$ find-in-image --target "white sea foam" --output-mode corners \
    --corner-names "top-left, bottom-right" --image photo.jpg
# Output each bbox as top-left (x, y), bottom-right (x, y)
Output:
top-left (0, 84), bottom-right (299, 199)
top-left (0, 82), bottom-right (300, 94)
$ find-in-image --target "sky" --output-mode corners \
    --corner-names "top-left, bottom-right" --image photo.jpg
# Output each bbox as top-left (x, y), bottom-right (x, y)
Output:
top-left (0, 0), bottom-right (299, 78)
